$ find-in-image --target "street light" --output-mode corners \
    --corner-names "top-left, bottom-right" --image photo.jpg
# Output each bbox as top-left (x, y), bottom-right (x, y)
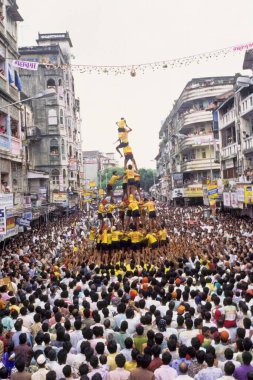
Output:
top-left (0, 88), bottom-right (56, 110)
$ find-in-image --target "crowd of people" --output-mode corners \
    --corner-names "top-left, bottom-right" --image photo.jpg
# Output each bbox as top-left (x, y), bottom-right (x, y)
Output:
top-left (0, 202), bottom-right (252, 380)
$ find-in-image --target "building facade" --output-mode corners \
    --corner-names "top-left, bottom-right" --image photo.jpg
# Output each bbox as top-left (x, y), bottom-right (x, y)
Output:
top-left (83, 150), bottom-right (119, 188)
top-left (19, 32), bottom-right (83, 208)
top-left (156, 76), bottom-right (234, 204)
top-left (0, 0), bottom-right (24, 240)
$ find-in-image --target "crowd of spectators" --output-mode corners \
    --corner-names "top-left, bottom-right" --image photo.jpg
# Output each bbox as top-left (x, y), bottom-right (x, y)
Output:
top-left (0, 206), bottom-right (252, 380)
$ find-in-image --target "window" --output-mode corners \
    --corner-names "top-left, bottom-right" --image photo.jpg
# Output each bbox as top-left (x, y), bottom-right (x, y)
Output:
top-left (63, 169), bottom-right (66, 178)
top-left (48, 109), bottom-right (57, 125)
top-left (51, 169), bottom-right (60, 185)
top-left (66, 93), bottom-right (70, 106)
top-left (50, 138), bottom-right (59, 155)
top-left (69, 145), bottom-right (72, 158)
top-left (61, 139), bottom-right (65, 155)
top-left (202, 149), bottom-right (206, 159)
top-left (47, 78), bottom-right (56, 89)
top-left (58, 79), bottom-right (62, 86)
top-left (60, 109), bottom-right (64, 125)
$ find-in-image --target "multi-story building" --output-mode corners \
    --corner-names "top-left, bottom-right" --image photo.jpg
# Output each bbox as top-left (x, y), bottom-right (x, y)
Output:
top-left (0, 0), bottom-right (24, 240)
top-left (156, 76), bottom-right (234, 204)
top-left (19, 32), bottom-right (83, 208)
top-left (83, 150), bottom-right (119, 187)
top-left (217, 56), bottom-right (253, 182)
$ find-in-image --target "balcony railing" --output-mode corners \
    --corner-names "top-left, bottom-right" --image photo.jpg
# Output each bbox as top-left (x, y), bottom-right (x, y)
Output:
top-left (180, 134), bottom-right (215, 151)
top-left (9, 84), bottom-right (19, 102)
top-left (0, 74), bottom-right (7, 93)
top-left (221, 143), bottom-right (237, 158)
top-left (219, 108), bottom-right (235, 130)
top-left (181, 158), bottom-right (220, 172)
top-left (11, 136), bottom-right (21, 155)
top-left (243, 136), bottom-right (253, 153)
top-left (0, 134), bottom-right (9, 150)
top-left (177, 110), bottom-right (213, 132)
top-left (240, 94), bottom-right (253, 117)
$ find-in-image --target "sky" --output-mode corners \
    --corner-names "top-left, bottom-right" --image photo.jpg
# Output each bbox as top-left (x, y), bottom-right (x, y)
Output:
top-left (17, 0), bottom-right (253, 168)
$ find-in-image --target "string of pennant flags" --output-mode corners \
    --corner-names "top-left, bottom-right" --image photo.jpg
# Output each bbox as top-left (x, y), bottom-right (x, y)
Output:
top-left (11, 41), bottom-right (253, 76)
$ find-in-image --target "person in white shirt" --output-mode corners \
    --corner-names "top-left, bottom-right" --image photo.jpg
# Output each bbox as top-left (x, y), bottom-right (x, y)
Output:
top-left (218, 361), bottom-right (235, 380)
top-left (154, 352), bottom-right (177, 380)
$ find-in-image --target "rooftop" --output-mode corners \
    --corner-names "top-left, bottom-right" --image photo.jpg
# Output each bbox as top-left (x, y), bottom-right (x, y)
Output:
top-left (37, 32), bottom-right (73, 47)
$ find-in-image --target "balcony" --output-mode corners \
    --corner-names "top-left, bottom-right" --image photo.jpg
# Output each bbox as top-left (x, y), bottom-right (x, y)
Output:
top-left (179, 134), bottom-right (215, 151)
top-left (181, 158), bottom-right (220, 172)
top-left (178, 110), bottom-right (213, 132)
top-left (219, 108), bottom-right (235, 130)
top-left (221, 143), bottom-right (237, 158)
top-left (9, 84), bottom-right (19, 102)
top-left (243, 136), bottom-right (253, 154)
top-left (10, 136), bottom-right (21, 156)
top-left (6, 31), bottom-right (17, 51)
top-left (50, 154), bottom-right (61, 165)
top-left (177, 83), bottom-right (234, 110)
top-left (240, 94), bottom-right (253, 118)
top-left (0, 74), bottom-right (7, 93)
top-left (0, 134), bottom-right (10, 150)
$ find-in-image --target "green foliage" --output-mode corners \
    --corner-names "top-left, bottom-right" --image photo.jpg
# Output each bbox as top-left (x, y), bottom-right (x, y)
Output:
top-left (98, 167), bottom-right (124, 190)
top-left (98, 167), bottom-right (156, 192)
top-left (139, 168), bottom-right (156, 192)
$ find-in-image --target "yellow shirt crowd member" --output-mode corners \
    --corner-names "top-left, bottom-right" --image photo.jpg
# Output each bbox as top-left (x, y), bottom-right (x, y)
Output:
top-left (145, 200), bottom-right (156, 212)
top-left (119, 130), bottom-right (129, 144)
top-left (145, 232), bottom-right (158, 245)
top-left (123, 145), bottom-right (133, 156)
top-left (98, 203), bottom-right (105, 214)
top-left (89, 229), bottom-right (95, 242)
top-left (107, 203), bottom-right (116, 213)
top-left (101, 230), bottom-right (108, 244)
top-left (116, 118), bottom-right (127, 130)
top-left (128, 230), bottom-right (142, 243)
top-left (128, 199), bottom-right (139, 212)
top-left (111, 229), bottom-right (122, 242)
top-left (159, 228), bottom-right (168, 242)
top-left (108, 174), bottom-right (121, 186)
top-left (125, 168), bottom-right (135, 180)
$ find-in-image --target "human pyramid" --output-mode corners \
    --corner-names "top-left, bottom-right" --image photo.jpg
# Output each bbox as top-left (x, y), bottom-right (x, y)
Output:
top-left (92, 118), bottom-right (168, 253)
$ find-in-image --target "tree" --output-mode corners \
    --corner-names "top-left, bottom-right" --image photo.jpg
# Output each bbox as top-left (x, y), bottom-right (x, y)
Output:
top-left (98, 167), bottom-right (156, 193)
top-left (98, 167), bottom-right (124, 190)
top-left (139, 168), bottom-right (156, 192)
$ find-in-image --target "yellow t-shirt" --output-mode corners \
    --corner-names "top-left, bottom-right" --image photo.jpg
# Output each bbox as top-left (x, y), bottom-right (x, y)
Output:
top-left (101, 231), bottom-right (108, 244)
top-left (98, 203), bottom-right (105, 214)
top-left (109, 175), bottom-right (120, 186)
top-left (129, 200), bottom-right (139, 211)
top-left (111, 230), bottom-right (122, 242)
top-left (159, 229), bottom-right (167, 241)
top-left (123, 145), bottom-right (133, 155)
top-left (125, 169), bottom-right (135, 180)
top-left (107, 204), bottom-right (115, 213)
top-left (119, 131), bottom-right (129, 143)
top-left (145, 201), bottom-right (155, 212)
top-left (146, 233), bottom-right (157, 244)
top-left (117, 119), bottom-right (127, 129)
top-left (107, 232), bottom-right (112, 245)
top-left (129, 231), bottom-right (142, 243)
top-left (89, 230), bottom-right (95, 241)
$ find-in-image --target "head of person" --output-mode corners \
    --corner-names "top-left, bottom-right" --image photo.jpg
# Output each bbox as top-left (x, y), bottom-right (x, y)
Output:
top-left (46, 370), bottom-right (57, 380)
top-left (179, 362), bottom-right (189, 375)
top-left (224, 361), bottom-right (235, 377)
top-left (205, 353), bottom-right (215, 367)
top-left (115, 354), bottom-right (126, 369)
top-left (242, 351), bottom-right (252, 365)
